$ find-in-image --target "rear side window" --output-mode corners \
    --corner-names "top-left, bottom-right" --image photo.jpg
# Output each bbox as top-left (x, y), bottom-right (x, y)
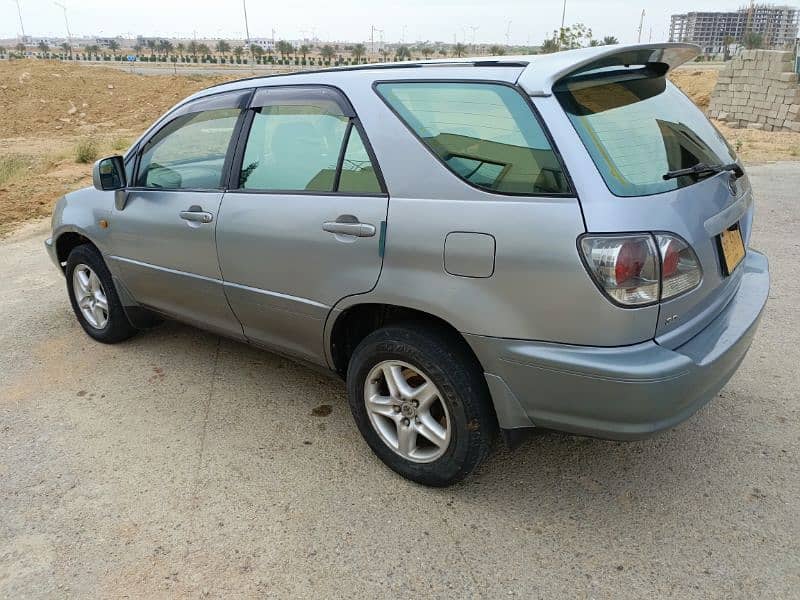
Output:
top-left (376, 82), bottom-right (569, 195)
top-left (239, 90), bottom-right (383, 194)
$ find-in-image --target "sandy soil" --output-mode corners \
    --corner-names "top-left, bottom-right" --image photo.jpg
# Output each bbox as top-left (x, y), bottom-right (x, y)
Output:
top-left (1, 60), bottom-right (798, 236)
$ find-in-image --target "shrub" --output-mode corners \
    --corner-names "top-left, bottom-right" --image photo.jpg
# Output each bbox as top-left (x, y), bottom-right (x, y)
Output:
top-left (74, 138), bottom-right (98, 164)
top-left (0, 155), bottom-right (30, 186)
top-left (111, 136), bottom-right (131, 152)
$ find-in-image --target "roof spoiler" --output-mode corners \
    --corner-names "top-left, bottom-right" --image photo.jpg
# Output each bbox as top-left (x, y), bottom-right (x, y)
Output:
top-left (517, 43), bottom-right (700, 97)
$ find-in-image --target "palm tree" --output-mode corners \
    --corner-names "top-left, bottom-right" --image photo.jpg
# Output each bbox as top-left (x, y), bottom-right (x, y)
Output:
top-left (438, 48), bottom-right (447, 57)
top-left (146, 39), bottom-right (157, 56)
top-left (37, 41), bottom-right (49, 54)
top-left (187, 40), bottom-right (198, 58)
top-left (16, 42), bottom-right (26, 53)
top-left (276, 40), bottom-right (293, 60)
top-left (380, 47), bottom-right (391, 62)
top-left (488, 45), bottom-right (506, 56)
top-left (395, 45), bottom-right (412, 61)
top-left (351, 43), bottom-right (366, 63)
top-left (298, 44), bottom-right (311, 62)
top-left (85, 44), bottom-right (100, 58)
top-left (589, 39), bottom-right (601, 47)
top-left (108, 39), bottom-right (119, 56)
top-left (216, 40), bottom-right (230, 56)
top-left (250, 44), bottom-right (264, 60)
top-left (419, 45), bottom-right (432, 59)
top-left (158, 40), bottom-right (173, 56)
top-left (61, 42), bottom-right (72, 56)
top-left (176, 42), bottom-right (185, 58)
top-left (452, 43), bottom-right (467, 57)
top-left (198, 43), bottom-right (211, 58)
top-left (133, 42), bottom-right (143, 55)
top-left (602, 36), bottom-right (619, 45)
top-left (233, 46), bottom-right (244, 61)
top-left (320, 44), bottom-right (335, 63)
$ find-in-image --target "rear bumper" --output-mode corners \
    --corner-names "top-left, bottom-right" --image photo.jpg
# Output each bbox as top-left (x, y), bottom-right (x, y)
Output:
top-left (466, 250), bottom-right (769, 440)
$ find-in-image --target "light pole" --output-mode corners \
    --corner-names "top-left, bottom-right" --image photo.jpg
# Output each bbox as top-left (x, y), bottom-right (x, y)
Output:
top-left (54, 1), bottom-right (72, 47)
top-left (637, 9), bottom-right (646, 43)
top-left (558, 0), bottom-right (567, 50)
top-left (14, 0), bottom-right (26, 41)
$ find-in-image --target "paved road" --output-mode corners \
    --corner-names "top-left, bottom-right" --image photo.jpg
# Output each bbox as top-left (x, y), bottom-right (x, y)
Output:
top-left (1, 163), bottom-right (798, 598)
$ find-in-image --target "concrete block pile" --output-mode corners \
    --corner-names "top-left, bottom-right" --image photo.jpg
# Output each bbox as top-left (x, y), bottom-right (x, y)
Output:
top-left (707, 49), bottom-right (800, 132)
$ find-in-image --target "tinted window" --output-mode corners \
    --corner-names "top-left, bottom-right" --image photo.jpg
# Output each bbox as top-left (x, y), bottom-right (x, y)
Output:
top-left (240, 102), bottom-right (348, 191)
top-left (555, 75), bottom-right (736, 197)
top-left (376, 82), bottom-right (569, 195)
top-left (136, 108), bottom-right (240, 189)
top-left (338, 126), bottom-right (382, 194)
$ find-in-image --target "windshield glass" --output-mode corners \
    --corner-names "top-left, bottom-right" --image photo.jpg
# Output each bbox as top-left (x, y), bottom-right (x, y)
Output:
top-left (555, 74), bottom-right (735, 197)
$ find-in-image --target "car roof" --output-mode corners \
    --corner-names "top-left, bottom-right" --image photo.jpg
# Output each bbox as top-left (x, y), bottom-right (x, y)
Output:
top-left (187, 42), bottom-right (700, 103)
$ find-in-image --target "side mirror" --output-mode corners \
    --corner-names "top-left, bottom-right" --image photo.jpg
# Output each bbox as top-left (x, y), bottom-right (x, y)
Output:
top-left (93, 155), bottom-right (126, 191)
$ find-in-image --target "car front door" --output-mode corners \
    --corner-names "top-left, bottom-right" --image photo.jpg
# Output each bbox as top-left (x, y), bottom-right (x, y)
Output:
top-left (216, 86), bottom-right (388, 363)
top-left (108, 89), bottom-right (251, 338)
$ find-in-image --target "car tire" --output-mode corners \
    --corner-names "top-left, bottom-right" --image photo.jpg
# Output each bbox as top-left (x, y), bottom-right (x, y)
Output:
top-left (346, 324), bottom-right (497, 487)
top-left (65, 244), bottom-right (138, 344)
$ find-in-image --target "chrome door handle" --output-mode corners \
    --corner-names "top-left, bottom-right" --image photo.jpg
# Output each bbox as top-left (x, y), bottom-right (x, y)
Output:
top-left (179, 205), bottom-right (214, 224)
top-left (322, 217), bottom-right (376, 237)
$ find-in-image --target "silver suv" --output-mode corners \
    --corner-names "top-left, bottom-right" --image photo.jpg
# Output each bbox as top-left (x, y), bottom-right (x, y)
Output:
top-left (46, 44), bottom-right (769, 486)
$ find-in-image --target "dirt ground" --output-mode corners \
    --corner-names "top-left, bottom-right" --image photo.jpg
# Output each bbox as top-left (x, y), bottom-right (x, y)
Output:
top-left (1, 61), bottom-right (799, 236)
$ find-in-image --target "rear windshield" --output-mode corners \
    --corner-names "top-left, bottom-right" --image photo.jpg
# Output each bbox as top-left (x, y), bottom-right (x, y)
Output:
top-left (555, 74), bottom-right (735, 197)
top-left (376, 82), bottom-right (570, 195)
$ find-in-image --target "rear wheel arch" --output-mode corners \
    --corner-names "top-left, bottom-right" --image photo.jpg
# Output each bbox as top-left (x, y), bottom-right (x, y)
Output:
top-left (328, 303), bottom-right (487, 379)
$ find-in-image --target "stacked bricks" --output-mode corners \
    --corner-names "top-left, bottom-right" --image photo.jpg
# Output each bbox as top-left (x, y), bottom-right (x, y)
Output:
top-left (707, 49), bottom-right (800, 133)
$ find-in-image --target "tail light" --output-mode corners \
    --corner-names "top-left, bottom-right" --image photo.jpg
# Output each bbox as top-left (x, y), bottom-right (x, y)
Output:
top-left (580, 233), bottom-right (701, 307)
top-left (656, 234), bottom-right (702, 300)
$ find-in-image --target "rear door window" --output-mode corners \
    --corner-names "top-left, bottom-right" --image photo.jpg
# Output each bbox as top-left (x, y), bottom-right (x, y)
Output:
top-left (375, 82), bottom-right (570, 195)
top-left (239, 88), bottom-right (383, 194)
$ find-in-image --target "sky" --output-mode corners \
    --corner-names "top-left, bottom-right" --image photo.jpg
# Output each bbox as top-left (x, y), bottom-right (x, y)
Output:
top-left (1, 0), bottom-right (793, 44)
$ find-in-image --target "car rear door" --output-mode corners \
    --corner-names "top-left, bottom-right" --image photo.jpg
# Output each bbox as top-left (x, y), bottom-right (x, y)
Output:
top-left (108, 89), bottom-right (251, 338)
top-left (216, 86), bottom-right (388, 363)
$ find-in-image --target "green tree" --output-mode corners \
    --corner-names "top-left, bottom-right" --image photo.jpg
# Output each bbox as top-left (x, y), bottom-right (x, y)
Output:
top-left (198, 43), bottom-right (210, 58)
top-left (159, 40), bottom-right (173, 56)
top-left (488, 45), bottom-right (506, 56)
top-left (320, 44), bottom-right (335, 63)
top-left (233, 46), bottom-right (244, 60)
top-left (556, 23), bottom-right (592, 50)
top-left (85, 44), bottom-right (100, 57)
top-left (37, 41), bottom-right (49, 54)
top-left (602, 35), bottom-right (619, 45)
top-left (249, 44), bottom-right (263, 58)
top-left (276, 40), bottom-right (293, 60)
top-left (187, 40), bottom-right (198, 58)
top-left (396, 45), bottom-right (412, 61)
top-left (380, 47), bottom-right (391, 62)
top-left (743, 32), bottom-right (763, 49)
top-left (176, 42), bottom-right (185, 57)
top-left (146, 39), bottom-right (157, 56)
top-left (299, 44), bottom-right (311, 61)
top-left (438, 48), bottom-right (447, 57)
top-left (589, 39), bottom-right (601, 47)
top-left (108, 39), bottom-right (119, 56)
top-left (216, 40), bottom-right (231, 56)
top-left (540, 38), bottom-right (559, 54)
top-left (452, 43), bottom-right (467, 57)
top-left (352, 43), bottom-right (366, 63)
top-left (61, 42), bottom-right (72, 56)
top-left (133, 42), bottom-right (143, 54)
top-left (722, 35), bottom-right (734, 60)
top-left (418, 45), bottom-right (432, 59)
top-left (16, 42), bottom-right (26, 53)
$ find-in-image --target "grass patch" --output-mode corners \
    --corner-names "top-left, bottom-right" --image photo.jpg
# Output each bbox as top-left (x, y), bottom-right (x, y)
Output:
top-left (0, 155), bottom-right (31, 186)
top-left (111, 136), bottom-right (131, 152)
top-left (74, 138), bottom-right (98, 164)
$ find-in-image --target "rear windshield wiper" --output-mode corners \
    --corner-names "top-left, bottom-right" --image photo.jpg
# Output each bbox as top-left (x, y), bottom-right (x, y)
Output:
top-left (662, 162), bottom-right (743, 181)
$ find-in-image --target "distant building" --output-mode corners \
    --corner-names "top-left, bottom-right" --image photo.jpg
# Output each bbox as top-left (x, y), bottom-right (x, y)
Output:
top-left (247, 38), bottom-right (275, 52)
top-left (670, 4), bottom-right (799, 55)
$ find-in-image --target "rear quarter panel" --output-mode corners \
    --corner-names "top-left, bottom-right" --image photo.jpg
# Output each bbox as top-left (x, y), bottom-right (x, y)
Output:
top-left (329, 73), bottom-right (660, 346)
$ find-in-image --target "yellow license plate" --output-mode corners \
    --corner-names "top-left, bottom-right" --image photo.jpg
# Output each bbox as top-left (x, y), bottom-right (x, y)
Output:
top-left (718, 223), bottom-right (746, 275)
